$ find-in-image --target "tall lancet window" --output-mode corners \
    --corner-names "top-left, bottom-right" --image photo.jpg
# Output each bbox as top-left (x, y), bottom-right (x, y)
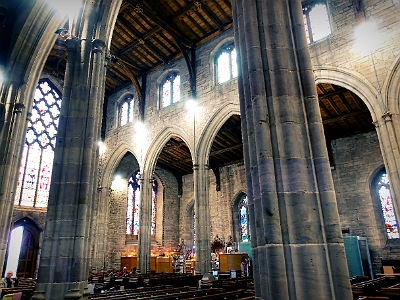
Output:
top-left (303, 2), bottom-right (331, 44)
top-left (377, 172), bottom-right (399, 239)
top-left (14, 79), bottom-right (62, 207)
top-left (126, 171), bottom-right (157, 236)
top-left (161, 72), bottom-right (180, 108)
top-left (240, 195), bottom-right (249, 242)
top-left (119, 96), bottom-right (134, 126)
top-left (216, 42), bottom-right (237, 84)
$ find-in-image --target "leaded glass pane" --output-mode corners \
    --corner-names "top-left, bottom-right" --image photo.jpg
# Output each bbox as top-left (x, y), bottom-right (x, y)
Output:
top-left (378, 173), bottom-right (399, 239)
top-left (129, 100), bottom-right (134, 123)
top-left (151, 186), bottom-right (156, 235)
top-left (36, 146), bottom-right (54, 207)
top-left (217, 51), bottom-right (231, 84)
top-left (172, 75), bottom-right (180, 104)
top-left (126, 172), bottom-right (157, 236)
top-left (126, 178), bottom-right (135, 235)
top-left (231, 48), bottom-right (238, 79)
top-left (19, 144), bottom-right (41, 206)
top-left (309, 4), bottom-right (331, 42)
top-left (240, 196), bottom-right (249, 242)
top-left (15, 79), bottom-right (61, 207)
top-left (121, 102), bottom-right (128, 125)
top-left (162, 79), bottom-right (171, 108)
top-left (303, 13), bottom-right (311, 44)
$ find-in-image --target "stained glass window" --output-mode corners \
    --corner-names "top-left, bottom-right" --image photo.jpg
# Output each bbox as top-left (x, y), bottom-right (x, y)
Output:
top-left (14, 79), bottom-right (61, 207)
top-left (126, 171), bottom-right (157, 236)
top-left (377, 172), bottom-right (399, 239)
top-left (303, 3), bottom-right (331, 44)
top-left (240, 195), bottom-right (249, 242)
top-left (216, 43), bottom-right (237, 84)
top-left (161, 73), bottom-right (180, 108)
top-left (120, 96), bottom-right (134, 126)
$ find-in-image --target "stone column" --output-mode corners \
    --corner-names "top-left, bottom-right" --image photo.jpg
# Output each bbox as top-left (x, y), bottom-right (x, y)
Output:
top-left (0, 83), bottom-right (27, 271)
top-left (232, 1), bottom-right (352, 299)
top-left (194, 163), bottom-right (211, 275)
top-left (137, 174), bottom-right (153, 274)
top-left (31, 34), bottom-right (107, 300)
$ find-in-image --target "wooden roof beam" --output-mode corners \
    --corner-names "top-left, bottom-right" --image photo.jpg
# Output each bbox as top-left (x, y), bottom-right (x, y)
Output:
top-left (125, 0), bottom-right (193, 47)
top-left (200, 0), bottom-right (224, 31)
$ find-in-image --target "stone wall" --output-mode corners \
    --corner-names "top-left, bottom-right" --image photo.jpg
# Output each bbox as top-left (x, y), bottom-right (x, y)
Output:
top-left (331, 130), bottom-right (400, 274)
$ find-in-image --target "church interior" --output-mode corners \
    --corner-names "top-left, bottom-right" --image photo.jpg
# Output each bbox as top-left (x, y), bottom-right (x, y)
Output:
top-left (1, 0), bottom-right (400, 299)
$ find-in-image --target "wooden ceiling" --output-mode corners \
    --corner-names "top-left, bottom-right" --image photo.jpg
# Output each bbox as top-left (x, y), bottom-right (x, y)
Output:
top-left (43, 1), bottom-right (375, 179)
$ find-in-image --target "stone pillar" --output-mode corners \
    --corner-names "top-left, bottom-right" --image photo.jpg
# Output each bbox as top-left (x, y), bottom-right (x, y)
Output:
top-left (374, 112), bottom-right (400, 223)
top-left (194, 163), bottom-right (211, 275)
top-left (31, 34), bottom-right (107, 300)
top-left (232, 1), bottom-right (352, 299)
top-left (137, 174), bottom-right (153, 274)
top-left (0, 82), bottom-right (27, 271)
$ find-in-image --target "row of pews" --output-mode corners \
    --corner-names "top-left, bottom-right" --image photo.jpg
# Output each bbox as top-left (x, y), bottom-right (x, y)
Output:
top-left (88, 274), bottom-right (255, 300)
top-left (0, 278), bottom-right (36, 299)
top-left (351, 275), bottom-right (400, 300)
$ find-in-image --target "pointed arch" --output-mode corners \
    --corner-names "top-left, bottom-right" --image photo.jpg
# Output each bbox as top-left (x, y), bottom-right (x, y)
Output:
top-left (100, 142), bottom-right (138, 189)
top-left (196, 103), bottom-right (241, 167)
top-left (143, 126), bottom-right (192, 176)
top-left (384, 53), bottom-right (400, 114)
top-left (313, 66), bottom-right (382, 121)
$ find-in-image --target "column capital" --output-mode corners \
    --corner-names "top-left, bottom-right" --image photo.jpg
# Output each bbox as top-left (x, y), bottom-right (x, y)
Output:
top-left (92, 39), bottom-right (107, 54)
top-left (66, 37), bottom-right (81, 53)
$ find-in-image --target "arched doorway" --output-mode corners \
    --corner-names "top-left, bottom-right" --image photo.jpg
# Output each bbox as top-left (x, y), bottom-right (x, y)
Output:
top-left (4, 218), bottom-right (40, 279)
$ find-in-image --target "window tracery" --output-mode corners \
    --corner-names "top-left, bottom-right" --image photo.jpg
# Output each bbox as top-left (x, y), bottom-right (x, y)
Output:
top-left (14, 79), bottom-right (61, 207)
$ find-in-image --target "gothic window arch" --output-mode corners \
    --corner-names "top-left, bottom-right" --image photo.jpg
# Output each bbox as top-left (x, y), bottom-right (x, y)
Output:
top-left (215, 42), bottom-right (238, 85)
top-left (160, 72), bottom-right (180, 108)
top-left (373, 169), bottom-right (399, 239)
top-left (303, 1), bottom-right (331, 44)
top-left (126, 171), bottom-right (158, 236)
top-left (14, 79), bottom-right (62, 207)
top-left (119, 95), bottom-right (134, 126)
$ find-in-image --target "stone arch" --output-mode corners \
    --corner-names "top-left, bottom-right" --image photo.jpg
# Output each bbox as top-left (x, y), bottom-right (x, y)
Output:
top-left (384, 53), bottom-right (400, 114)
top-left (197, 102), bottom-right (240, 166)
top-left (100, 142), bottom-right (138, 189)
top-left (313, 66), bottom-right (382, 121)
top-left (143, 126), bottom-right (191, 176)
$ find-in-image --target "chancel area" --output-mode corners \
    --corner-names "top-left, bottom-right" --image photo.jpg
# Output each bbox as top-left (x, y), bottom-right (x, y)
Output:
top-left (1, 0), bottom-right (400, 299)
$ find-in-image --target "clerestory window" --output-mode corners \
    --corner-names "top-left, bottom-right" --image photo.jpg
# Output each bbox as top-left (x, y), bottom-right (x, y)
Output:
top-left (14, 79), bottom-right (62, 207)
top-left (303, 2), bottom-right (332, 44)
top-left (161, 72), bottom-right (180, 108)
top-left (215, 42), bottom-right (238, 84)
top-left (119, 96), bottom-right (134, 126)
